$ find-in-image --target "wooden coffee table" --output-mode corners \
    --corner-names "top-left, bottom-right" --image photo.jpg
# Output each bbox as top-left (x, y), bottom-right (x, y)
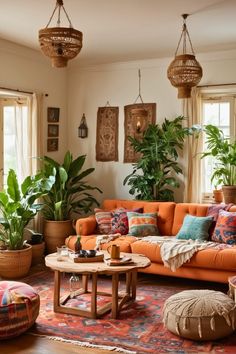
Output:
top-left (45, 251), bottom-right (150, 319)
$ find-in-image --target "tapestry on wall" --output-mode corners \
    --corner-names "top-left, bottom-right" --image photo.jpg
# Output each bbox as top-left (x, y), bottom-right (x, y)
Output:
top-left (124, 103), bottom-right (156, 163)
top-left (96, 106), bottom-right (119, 162)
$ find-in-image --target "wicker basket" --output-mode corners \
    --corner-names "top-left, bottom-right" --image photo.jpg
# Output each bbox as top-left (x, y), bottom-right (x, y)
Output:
top-left (167, 54), bottom-right (202, 98)
top-left (44, 220), bottom-right (75, 254)
top-left (0, 245), bottom-right (32, 279)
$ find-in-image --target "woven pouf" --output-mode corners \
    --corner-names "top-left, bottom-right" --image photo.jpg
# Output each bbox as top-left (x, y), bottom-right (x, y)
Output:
top-left (0, 281), bottom-right (40, 339)
top-left (163, 289), bottom-right (236, 341)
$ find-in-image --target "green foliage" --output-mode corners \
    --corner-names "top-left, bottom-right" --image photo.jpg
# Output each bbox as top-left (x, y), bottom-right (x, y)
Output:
top-left (202, 124), bottom-right (236, 186)
top-left (41, 151), bottom-right (102, 221)
top-left (123, 116), bottom-right (198, 201)
top-left (0, 169), bottom-right (55, 250)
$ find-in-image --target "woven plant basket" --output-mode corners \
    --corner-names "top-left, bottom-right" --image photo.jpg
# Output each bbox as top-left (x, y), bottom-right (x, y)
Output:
top-left (44, 220), bottom-right (74, 254)
top-left (0, 244), bottom-right (32, 279)
top-left (167, 54), bottom-right (202, 98)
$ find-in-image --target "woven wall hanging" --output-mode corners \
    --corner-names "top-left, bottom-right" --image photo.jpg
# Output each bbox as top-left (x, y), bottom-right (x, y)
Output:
top-left (96, 106), bottom-right (119, 162)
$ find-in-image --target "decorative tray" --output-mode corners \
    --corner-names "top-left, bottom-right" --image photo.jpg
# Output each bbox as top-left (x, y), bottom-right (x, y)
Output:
top-left (69, 252), bottom-right (104, 263)
top-left (104, 255), bottom-right (134, 266)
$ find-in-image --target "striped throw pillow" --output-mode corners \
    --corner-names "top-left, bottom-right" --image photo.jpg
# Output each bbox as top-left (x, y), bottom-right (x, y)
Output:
top-left (127, 212), bottom-right (159, 237)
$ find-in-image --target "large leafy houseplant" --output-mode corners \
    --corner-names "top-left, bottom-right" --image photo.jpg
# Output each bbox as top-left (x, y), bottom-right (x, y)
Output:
top-left (41, 151), bottom-right (102, 221)
top-left (123, 116), bottom-right (197, 201)
top-left (202, 124), bottom-right (236, 186)
top-left (201, 124), bottom-right (236, 203)
top-left (0, 169), bottom-right (55, 250)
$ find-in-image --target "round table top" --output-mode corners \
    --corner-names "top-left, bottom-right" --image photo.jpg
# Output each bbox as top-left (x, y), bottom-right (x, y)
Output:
top-left (45, 251), bottom-right (151, 274)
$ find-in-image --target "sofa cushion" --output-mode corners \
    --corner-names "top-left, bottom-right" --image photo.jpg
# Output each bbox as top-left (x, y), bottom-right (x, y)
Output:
top-left (176, 214), bottom-right (213, 241)
top-left (131, 240), bottom-right (236, 271)
top-left (127, 212), bottom-right (159, 237)
top-left (95, 211), bottom-right (112, 234)
top-left (110, 207), bottom-right (143, 235)
top-left (212, 210), bottom-right (236, 245)
top-left (65, 235), bottom-right (137, 253)
top-left (172, 203), bottom-right (209, 235)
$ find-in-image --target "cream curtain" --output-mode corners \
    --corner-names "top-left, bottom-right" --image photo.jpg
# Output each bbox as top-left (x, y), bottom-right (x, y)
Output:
top-left (182, 87), bottom-right (203, 203)
top-left (27, 93), bottom-right (44, 174)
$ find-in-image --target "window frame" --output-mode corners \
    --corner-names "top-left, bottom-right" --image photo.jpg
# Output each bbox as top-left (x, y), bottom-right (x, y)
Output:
top-left (201, 93), bottom-right (236, 202)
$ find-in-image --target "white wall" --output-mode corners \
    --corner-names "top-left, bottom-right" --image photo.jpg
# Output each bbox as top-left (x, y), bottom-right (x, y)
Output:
top-left (0, 39), bottom-right (68, 163)
top-left (67, 50), bottom-right (236, 203)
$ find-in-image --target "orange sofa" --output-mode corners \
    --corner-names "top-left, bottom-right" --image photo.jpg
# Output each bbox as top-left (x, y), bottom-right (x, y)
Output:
top-left (65, 199), bottom-right (236, 284)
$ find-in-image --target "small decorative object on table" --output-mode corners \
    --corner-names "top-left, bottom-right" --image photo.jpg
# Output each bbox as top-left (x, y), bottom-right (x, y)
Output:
top-left (74, 235), bottom-right (82, 254)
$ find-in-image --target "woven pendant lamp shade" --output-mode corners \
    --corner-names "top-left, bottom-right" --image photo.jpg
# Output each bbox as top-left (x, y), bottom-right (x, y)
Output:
top-left (39, 0), bottom-right (83, 68)
top-left (167, 54), bottom-right (202, 98)
top-left (167, 15), bottom-right (202, 98)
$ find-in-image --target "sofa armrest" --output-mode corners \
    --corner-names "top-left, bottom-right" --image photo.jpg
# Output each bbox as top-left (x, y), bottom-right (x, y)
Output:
top-left (75, 215), bottom-right (97, 235)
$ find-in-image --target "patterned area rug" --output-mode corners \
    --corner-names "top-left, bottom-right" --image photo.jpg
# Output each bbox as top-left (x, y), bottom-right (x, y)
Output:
top-left (25, 270), bottom-right (236, 353)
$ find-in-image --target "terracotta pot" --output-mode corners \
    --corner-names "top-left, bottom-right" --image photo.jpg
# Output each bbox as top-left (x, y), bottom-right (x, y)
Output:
top-left (0, 244), bottom-right (32, 279)
top-left (222, 185), bottom-right (236, 204)
top-left (213, 189), bottom-right (223, 203)
top-left (44, 220), bottom-right (75, 254)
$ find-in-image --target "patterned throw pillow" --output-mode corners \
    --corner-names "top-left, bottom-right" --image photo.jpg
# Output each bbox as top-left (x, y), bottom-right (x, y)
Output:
top-left (127, 212), bottom-right (159, 237)
top-left (110, 208), bottom-right (143, 235)
top-left (212, 210), bottom-right (236, 245)
top-left (176, 214), bottom-right (213, 241)
top-left (95, 211), bottom-right (112, 234)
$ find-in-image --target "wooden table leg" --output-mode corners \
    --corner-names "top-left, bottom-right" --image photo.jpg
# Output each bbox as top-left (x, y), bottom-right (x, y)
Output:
top-left (54, 270), bottom-right (61, 311)
top-left (131, 270), bottom-right (137, 300)
top-left (112, 273), bottom-right (119, 319)
top-left (126, 272), bottom-right (132, 296)
top-left (82, 274), bottom-right (88, 292)
top-left (91, 273), bottom-right (97, 318)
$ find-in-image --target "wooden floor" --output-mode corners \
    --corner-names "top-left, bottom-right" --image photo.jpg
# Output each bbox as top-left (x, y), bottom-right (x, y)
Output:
top-left (1, 333), bottom-right (112, 354)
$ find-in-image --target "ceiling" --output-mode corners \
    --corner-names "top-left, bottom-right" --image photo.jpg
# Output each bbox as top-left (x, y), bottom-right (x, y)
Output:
top-left (0, 0), bottom-right (236, 66)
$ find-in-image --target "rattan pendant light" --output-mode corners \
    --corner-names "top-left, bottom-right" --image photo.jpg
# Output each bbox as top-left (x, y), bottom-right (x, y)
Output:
top-left (167, 14), bottom-right (202, 98)
top-left (131, 69), bottom-right (148, 134)
top-left (39, 0), bottom-right (83, 68)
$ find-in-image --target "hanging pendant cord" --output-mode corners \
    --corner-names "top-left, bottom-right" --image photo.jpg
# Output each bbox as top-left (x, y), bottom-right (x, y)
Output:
top-left (134, 69), bottom-right (144, 104)
top-left (46, 0), bottom-right (74, 29)
top-left (175, 14), bottom-right (195, 56)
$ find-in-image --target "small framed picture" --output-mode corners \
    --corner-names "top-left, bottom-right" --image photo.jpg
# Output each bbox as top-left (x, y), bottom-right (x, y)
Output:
top-left (48, 124), bottom-right (59, 137)
top-left (47, 107), bottom-right (60, 122)
top-left (47, 138), bottom-right (58, 152)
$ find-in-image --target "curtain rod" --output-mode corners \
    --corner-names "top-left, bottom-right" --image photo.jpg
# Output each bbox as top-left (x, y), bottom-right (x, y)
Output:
top-left (0, 86), bottom-right (48, 96)
top-left (198, 83), bottom-right (236, 88)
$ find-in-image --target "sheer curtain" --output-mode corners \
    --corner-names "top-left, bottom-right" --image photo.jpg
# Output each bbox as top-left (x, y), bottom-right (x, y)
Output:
top-left (182, 87), bottom-right (203, 203)
top-left (27, 93), bottom-right (44, 174)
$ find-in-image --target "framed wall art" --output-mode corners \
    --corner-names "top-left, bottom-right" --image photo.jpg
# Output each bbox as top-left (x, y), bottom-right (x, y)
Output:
top-left (124, 103), bottom-right (156, 163)
top-left (47, 107), bottom-right (60, 122)
top-left (96, 106), bottom-right (119, 161)
top-left (48, 124), bottom-right (59, 137)
top-left (47, 138), bottom-right (58, 152)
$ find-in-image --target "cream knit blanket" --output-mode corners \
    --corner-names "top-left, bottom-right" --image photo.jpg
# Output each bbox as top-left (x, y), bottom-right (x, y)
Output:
top-left (143, 236), bottom-right (219, 272)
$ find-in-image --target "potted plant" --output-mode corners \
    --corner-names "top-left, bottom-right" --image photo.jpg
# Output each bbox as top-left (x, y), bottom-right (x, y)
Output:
top-left (212, 183), bottom-right (223, 204)
top-left (41, 151), bottom-right (102, 253)
top-left (202, 124), bottom-right (236, 204)
top-left (123, 116), bottom-right (197, 201)
top-left (0, 169), bottom-right (55, 278)
top-left (27, 229), bottom-right (45, 266)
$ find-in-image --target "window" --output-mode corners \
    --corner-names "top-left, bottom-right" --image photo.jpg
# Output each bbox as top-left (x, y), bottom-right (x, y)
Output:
top-left (201, 95), bottom-right (236, 201)
top-left (0, 97), bottom-right (29, 189)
